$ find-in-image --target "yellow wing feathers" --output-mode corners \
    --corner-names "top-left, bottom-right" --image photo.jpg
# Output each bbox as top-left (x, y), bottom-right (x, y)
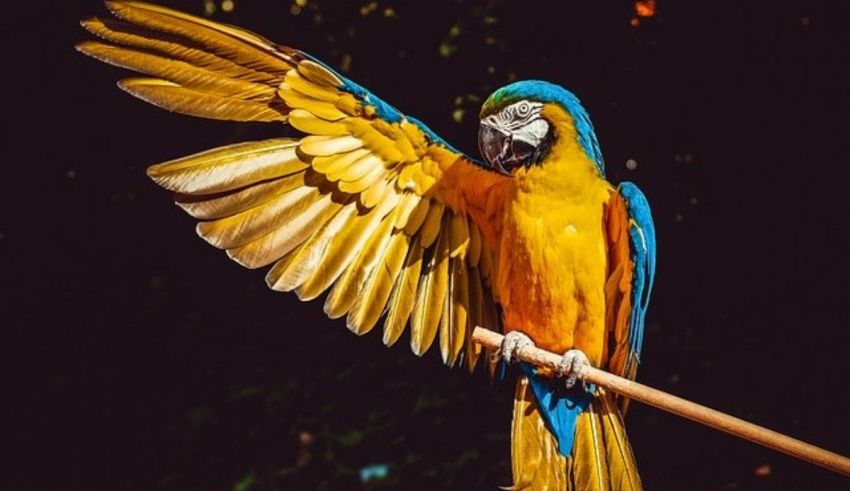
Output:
top-left (79, 1), bottom-right (504, 368)
top-left (78, 2), bottom-right (289, 121)
top-left (150, 135), bottom-right (495, 367)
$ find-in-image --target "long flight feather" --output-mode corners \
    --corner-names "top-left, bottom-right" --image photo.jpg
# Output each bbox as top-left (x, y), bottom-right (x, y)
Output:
top-left (464, 267), bottom-right (485, 372)
top-left (116, 78), bottom-right (287, 121)
top-left (196, 185), bottom-right (318, 249)
top-left (265, 203), bottom-right (358, 291)
top-left (348, 229), bottom-right (410, 335)
top-left (295, 199), bottom-right (391, 301)
top-left (80, 17), bottom-right (277, 84)
top-left (105, 1), bottom-right (292, 75)
top-left (227, 193), bottom-right (344, 269)
top-left (382, 243), bottom-right (423, 347)
top-left (410, 225), bottom-right (449, 356)
top-left (147, 139), bottom-right (303, 193)
top-left (173, 176), bottom-right (298, 220)
top-left (439, 256), bottom-right (468, 366)
top-left (324, 211), bottom-right (395, 320)
top-left (76, 41), bottom-right (275, 100)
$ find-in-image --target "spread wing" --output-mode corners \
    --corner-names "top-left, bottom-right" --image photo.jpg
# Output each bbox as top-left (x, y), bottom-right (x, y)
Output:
top-left (605, 182), bottom-right (657, 387)
top-left (77, 1), bottom-right (508, 369)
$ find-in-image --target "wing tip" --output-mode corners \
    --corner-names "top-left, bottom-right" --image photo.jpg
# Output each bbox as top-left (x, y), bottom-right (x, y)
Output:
top-left (264, 276), bottom-right (279, 291)
top-left (79, 17), bottom-right (98, 32)
top-left (104, 1), bottom-right (134, 16)
top-left (194, 222), bottom-right (227, 250)
top-left (145, 160), bottom-right (181, 191)
top-left (225, 249), bottom-right (266, 270)
top-left (74, 39), bottom-right (98, 56)
top-left (409, 342), bottom-right (427, 358)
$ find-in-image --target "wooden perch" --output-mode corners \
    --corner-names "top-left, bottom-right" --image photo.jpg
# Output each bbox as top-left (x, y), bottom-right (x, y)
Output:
top-left (471, 326), bottom-right (850, 478)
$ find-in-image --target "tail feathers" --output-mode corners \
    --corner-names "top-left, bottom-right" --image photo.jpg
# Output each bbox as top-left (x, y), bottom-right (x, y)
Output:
top-left (598, 393), bottom-right (642, 490)
top-left (509, 378), bottom-right (642, 491)
top-left (508, 377), bottom-right (566, 490)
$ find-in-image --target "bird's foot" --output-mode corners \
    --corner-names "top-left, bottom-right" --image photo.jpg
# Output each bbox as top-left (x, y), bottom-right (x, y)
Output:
top-left (496, 331), bottom-right (535, 364)
top-left (557, 349), bottom-right (590, 389)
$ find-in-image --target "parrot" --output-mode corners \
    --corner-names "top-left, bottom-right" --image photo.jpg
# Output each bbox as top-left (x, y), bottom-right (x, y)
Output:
top-left (77, 2), bottom-right (656, 489)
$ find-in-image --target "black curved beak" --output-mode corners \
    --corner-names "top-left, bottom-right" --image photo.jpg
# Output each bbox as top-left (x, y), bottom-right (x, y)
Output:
top-left (478, 122), bottom-right (516, 175)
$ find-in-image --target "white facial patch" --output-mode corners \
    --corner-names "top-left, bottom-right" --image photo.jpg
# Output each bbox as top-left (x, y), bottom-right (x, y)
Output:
top-left (482, 100), bottom-right (545, 131)
top-left (478, 99), bottom-right (551, 169)
top-left (511, 118), bottom-right (549, 146)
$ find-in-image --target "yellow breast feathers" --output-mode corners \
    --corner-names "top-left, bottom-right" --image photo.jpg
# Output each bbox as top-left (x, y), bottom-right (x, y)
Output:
top-left (496, 103), bottom-right (613, 364)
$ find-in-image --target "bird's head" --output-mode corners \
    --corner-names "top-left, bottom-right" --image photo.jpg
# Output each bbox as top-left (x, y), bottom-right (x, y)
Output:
top-left (478, 80), bottom-right (604, 176)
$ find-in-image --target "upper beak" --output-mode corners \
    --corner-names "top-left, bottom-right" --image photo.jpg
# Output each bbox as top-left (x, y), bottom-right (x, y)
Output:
top-left (478, 122), bottom-right (514, 175)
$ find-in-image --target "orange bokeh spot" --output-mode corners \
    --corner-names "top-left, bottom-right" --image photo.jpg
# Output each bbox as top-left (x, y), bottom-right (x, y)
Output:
top-left (635, 0), bottom-right (657, 18)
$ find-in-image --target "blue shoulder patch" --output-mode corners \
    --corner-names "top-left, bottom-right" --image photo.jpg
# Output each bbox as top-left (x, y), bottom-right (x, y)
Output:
top-left (404, 116), bottom-right (466, 155)
top-left (296, 50), bottom-right (404, 123)
top-left (338, 76), bottom-right (404, 123)
top-left (337, 82), bottom-right (468, 155)
top-left (618, 182), bottom-right (657, 374)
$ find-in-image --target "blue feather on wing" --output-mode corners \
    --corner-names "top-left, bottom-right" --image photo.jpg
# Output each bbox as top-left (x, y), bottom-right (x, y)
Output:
top-left (617, 182), bottom-right (657, 376)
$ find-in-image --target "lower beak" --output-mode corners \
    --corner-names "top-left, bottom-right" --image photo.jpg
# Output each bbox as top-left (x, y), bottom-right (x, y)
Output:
top-left (478, 123), bottom-right (514, 175)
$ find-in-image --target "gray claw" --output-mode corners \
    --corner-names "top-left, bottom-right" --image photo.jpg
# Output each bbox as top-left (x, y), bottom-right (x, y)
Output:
top-left (557, 349), bottom-right (590, 389)
top-left (498, 331), bottom-right (535, 364)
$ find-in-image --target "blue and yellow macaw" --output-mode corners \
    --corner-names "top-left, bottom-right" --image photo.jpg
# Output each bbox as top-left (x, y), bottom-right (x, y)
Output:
top-left (78, 3), bottom-right (656, 489)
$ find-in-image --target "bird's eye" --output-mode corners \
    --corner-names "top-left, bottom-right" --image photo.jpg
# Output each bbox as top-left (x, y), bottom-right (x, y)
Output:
top-left (517, 102), bottom-right (530, 116)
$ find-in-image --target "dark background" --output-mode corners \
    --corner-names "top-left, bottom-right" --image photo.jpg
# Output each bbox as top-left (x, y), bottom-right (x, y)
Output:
top-left (6, 1), bottom-right (850, 490)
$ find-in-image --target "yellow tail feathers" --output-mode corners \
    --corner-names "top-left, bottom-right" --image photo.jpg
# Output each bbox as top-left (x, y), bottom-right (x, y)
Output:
top-left (509, 377), bottom-right (642, 491)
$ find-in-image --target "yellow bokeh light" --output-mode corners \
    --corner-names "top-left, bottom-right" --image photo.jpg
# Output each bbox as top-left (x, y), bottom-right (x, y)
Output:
top-left (452, 108), bottom-right (465, 124)
top-left (203, 0), bottom-right (216, 16)
top-left (359, 2), bottom-right (378, 16)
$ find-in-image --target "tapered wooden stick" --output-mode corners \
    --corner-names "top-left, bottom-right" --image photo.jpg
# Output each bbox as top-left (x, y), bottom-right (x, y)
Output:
top-left (471, 326), bottom-right (850, 478)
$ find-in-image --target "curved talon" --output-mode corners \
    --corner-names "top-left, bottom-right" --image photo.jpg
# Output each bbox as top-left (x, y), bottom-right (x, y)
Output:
top-left (498, 331), bottom-right (535, 364)
top-left (557, 349), bottom-right (590, 389)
